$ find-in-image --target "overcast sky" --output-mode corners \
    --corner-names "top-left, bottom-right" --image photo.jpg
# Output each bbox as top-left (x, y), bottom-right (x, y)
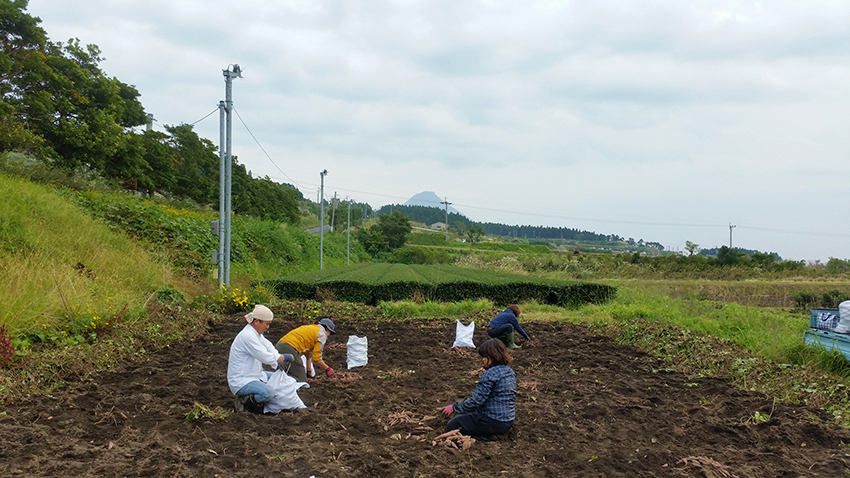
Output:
top-left (27, 0), bottom-right (850, 261)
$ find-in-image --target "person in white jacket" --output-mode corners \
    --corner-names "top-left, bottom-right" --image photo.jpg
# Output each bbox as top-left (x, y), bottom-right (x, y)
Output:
top-left (227, 305), bottom-right (293, 413)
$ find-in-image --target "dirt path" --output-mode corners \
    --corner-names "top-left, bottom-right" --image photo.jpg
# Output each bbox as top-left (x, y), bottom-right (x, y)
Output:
top-left (2, 317), bottom-right (849, 477)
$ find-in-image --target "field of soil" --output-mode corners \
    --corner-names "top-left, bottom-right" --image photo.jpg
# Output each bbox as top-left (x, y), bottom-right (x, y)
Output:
top-left (3, 315), bottom-right (850, 477)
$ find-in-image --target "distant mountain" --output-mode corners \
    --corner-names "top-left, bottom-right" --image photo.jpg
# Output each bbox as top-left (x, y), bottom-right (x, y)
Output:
top-left (404, 191), bottom-right (462, 216)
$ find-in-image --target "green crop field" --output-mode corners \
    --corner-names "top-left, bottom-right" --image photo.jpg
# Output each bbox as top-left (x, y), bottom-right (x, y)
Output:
top-left (259, 263), bottom-right (616, 307)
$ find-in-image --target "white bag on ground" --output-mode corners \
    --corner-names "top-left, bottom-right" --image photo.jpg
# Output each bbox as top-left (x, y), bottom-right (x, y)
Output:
top-left (452, 320), bottom-right (476, 348)
top-left (263, 370), bottom-right (308, 413)
top-left (347, 335), bottom-right (368, 369)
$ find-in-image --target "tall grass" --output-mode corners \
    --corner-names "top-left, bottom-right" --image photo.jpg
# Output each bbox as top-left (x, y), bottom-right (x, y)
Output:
top-left (0, 175), bottom-right (173, 334)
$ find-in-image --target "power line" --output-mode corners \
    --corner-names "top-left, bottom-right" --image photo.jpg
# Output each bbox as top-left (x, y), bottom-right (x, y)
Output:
top-left (232, 106), bottom-right (308, 191)
top-left (189, 107), bottom-right (220, 126)
top-left (224, 109), bottom-right (849, 242)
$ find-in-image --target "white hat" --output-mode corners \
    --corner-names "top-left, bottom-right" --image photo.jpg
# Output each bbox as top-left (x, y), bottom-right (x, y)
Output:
top-left (245, 304), bottom-right (274, 324)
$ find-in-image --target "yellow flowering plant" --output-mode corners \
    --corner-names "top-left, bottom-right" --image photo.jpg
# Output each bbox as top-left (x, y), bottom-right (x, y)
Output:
top-left (214, 285), bottom-right (274, 313)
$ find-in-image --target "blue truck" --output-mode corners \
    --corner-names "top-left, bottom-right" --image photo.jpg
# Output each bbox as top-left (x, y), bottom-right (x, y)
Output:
top-left (804, 308), bottom-right (850, 359)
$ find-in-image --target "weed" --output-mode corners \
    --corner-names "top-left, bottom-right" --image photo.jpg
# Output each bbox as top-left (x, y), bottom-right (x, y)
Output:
top-left (185, 402), bottom-right (232, 421)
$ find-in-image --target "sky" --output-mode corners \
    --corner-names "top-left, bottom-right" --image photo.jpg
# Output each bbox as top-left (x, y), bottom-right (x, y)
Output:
top-left (26, 0), bottom-right (850, 262)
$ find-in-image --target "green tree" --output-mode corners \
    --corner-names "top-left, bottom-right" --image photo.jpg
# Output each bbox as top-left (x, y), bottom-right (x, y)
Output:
top-left (357, 226), bottom-right (389, 255)
top-left (467, 224), bottom-right (485, 243)
top-left (376, 211), bottom-right (411, 249)
top-left (716, 246), bottom-right (741, 265)
top-left (167, 124), bottom-right (218, 203)
top-left (28, 40), bottom-right (147, 170)
top-left (453, 220), bottom-right (467, 235)
top-left (685, 241), bottom-right (699, 256)
top-left (0, 0), bottom-right (49, 153)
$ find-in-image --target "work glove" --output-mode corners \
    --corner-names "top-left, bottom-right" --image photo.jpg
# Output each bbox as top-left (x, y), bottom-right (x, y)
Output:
top-left (280, 353), bottom-right (294, 362)
top-left (325, 366), bottom-right (335, 376)
top-left (442, 404), bottom-right (454, 416)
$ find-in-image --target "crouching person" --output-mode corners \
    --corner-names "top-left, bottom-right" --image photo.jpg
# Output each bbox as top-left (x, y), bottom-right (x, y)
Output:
top-left (486, 304), bottom-right (529, 349)
top-left (227, 305), bottom-right (294, 413)
top-left (441, 338), bottom-right (516, 439)
top-left (275, 318), bottom-right (336, 382)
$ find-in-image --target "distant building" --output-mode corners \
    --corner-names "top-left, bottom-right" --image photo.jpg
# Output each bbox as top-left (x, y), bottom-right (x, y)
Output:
top-left (431, 222), bottom-right (447, 231)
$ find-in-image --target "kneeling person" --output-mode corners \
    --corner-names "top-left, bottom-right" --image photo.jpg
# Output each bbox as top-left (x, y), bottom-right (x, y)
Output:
top-left (227, 305), bottom-right (295, 413)
top-left (441, 338), bottom-right (517, 439)
top-left (276, 318), bottom-right (336, 382)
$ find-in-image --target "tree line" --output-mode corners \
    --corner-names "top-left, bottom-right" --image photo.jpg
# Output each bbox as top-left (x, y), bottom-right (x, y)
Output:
top-left (376, 203), bottom-right (632, 245)
top-left (0, 0), bottom-right (301, 224)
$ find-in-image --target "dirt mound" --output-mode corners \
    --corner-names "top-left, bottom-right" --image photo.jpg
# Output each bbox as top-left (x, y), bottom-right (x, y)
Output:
top-left (2, 317), bottom-right (849, 477)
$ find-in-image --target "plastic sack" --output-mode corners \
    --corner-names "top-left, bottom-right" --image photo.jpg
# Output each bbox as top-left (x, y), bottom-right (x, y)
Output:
top-left (263, 369), bottom-right (308, 413)
top-left (302, 355), bottom-right (316, 378)
top-left (835, 301), bottom-right (850, 334)
top-left (347, 335), bottom-right (368, 369)
top-left (452, 320), bottom-right (476, 348)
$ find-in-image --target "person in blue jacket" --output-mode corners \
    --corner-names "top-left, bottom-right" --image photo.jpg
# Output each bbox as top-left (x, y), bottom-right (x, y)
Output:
top-left (486, 305), bottom-right (529, 349)
top-left (441, 338), bottom-right (516, 439)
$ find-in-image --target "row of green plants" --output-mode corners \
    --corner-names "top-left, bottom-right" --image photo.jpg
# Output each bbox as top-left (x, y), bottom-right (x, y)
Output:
top-left (259, 263), bottom-right (617, 307)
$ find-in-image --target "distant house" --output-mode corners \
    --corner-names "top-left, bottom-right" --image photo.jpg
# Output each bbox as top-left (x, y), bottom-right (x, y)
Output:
top-left (306, 225), bottom-right (334, 235)
top-left (431, 222), bottom-right (447, 231)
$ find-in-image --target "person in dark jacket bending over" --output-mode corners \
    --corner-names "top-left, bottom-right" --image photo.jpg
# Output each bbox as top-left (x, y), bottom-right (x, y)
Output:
top-left (441, 338), bottom-right (516, 439)
top-left (486, 304), bottom-right (529, 349)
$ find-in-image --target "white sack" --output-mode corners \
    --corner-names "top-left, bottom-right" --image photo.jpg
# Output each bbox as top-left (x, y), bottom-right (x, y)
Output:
top-left (347, 335), bottom-right (368, 369)
top-left (836, 301), bottom-right (850, 334)
top-left (301, 355), bottom-right (316, 378)
top-left (263, 369), bottom-right (308, 413)
top-left (452, 320), bottom-right (476, 348)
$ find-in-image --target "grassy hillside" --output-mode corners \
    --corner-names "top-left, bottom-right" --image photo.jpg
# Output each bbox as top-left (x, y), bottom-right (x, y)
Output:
top-left (0, 174), bottom-right (175, 335)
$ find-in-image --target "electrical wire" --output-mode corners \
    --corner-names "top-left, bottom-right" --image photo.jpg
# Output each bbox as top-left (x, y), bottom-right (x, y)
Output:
top-left (232, 106), bottom-right (307, 191)
top-left (224, 109), bottom-right (849, 242)
top-left (189, 107), bottom-right (220, 126)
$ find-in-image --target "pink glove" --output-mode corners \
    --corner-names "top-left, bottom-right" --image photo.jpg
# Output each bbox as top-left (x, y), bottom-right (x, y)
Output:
top-left (442, 404), bottom-right (454, 416)
top-left (326, 366), bottom-right (335, 376)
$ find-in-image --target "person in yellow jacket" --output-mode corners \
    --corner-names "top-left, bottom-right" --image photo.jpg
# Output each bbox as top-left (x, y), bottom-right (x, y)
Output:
top-left (275, 318), bottom-right (336, 382)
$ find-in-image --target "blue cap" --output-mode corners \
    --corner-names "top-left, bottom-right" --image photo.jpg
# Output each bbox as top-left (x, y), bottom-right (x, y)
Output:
top-left (318, 318), bottom-right (336, 334)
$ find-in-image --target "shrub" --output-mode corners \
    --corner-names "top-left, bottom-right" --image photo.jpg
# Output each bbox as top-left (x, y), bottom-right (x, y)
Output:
top-left (822, 290), bottom-right (849, 309)
top-left (794, 292), bottom-right (818, 310)
top-left (214, 285), bottom-right (274, 313)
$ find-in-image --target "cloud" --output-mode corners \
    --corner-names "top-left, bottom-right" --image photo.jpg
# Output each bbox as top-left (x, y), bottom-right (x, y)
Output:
top-left (24, 0), bottom-right (850, 261)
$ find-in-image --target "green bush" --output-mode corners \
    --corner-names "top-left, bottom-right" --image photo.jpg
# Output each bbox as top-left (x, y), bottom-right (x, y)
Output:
top-left (260, 263), bottom-right (616, 308)
top-left (822, 290), bottom-right (849, 309)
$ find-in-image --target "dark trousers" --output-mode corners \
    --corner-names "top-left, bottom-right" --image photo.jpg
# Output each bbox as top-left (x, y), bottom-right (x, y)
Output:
top-left (274, 342), bottom-right (308, 382)
top-left (487, 324), bottom-right (514, 338)
top-left (446, 409), bottom-right (513, 439)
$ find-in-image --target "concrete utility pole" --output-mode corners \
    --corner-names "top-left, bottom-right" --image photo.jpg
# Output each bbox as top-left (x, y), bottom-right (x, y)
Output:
top-left (214, 64), bottom-right (242, 289)
top-left (441, 197), bottom-right (452, 242)
top-left (346, 197), bottom-right (351, 266)
top-left (729, 223), bottom-right (736, 248)
top-left (320, 170), bottom-right (328, 270)
top-left (216, 100), bottom-right (225, 286)
top-left (330, 192), bottom-right (338, 232)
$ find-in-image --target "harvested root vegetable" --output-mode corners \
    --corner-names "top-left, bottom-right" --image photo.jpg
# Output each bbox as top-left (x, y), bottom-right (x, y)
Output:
top-left (431, 429), bottom-right (476, 450)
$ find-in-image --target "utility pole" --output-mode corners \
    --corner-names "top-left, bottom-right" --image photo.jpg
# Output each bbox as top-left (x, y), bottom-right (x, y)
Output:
top-left (214, 64), bottom-right (242, 289)
top-left (441, 197), bottom-right (452, 242)
top-left (216, 100), bottom-right (225, 287)
top-left (729, 223), bottom-right (736, 248)
top-left (330, 192), bottom-right (338, 232)
top-left (320, 170), bottom-right (328, 270)
top-left (346, 197), bottom-right (351, 266)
